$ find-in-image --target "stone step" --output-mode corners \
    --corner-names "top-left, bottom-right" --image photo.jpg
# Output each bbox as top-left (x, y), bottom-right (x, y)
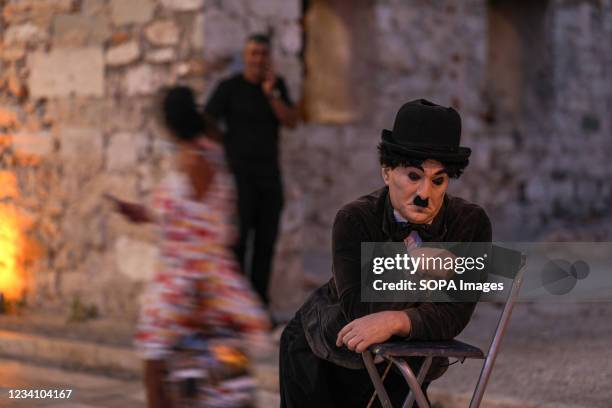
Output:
top-left (0, 328), bottom-right (280, 392)
top-left (0, 312), bottom-right (134, 347)
top-left (0, 357), bottom-right (280, 408)
top-left (0, 329), bottom-right (140, 377)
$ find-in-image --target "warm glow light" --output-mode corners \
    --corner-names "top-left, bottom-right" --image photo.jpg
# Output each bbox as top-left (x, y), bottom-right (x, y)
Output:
top-left (0, 204), bottom-right (25, 300)
top-left (0, 171), bottom-right (25, 301)
top-left (0, 171), bottom-right (18, 199)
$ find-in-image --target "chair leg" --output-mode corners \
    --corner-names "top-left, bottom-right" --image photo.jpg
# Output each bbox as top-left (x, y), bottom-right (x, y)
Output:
top-left (402, 357), bottom-right (432, 408)
top-left (470, 264), bottom-right (526, 408)
top-left (390, 357), bottom-right (430, 408)
top-left (362, 351), bottom-right (393, 408)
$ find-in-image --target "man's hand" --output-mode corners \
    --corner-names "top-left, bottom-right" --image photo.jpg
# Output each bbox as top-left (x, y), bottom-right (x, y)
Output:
top-left (262, 66), bottom-right (277, 96)
top-left (336, 311), bottom-right (411, 353)
top-left (261, 65), bottom-right (298, 128)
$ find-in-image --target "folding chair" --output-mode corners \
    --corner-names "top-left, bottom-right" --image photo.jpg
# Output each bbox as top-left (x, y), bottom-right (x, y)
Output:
top-left (363, 245), bottom-right (526, 408)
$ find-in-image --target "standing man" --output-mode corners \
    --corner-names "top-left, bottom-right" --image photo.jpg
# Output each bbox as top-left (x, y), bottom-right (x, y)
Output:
top-left (205, 34), bottom-right (298, 307)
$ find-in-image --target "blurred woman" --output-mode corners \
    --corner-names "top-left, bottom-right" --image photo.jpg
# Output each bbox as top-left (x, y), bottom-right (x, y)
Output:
top-left (112, 86), bottom-right (270, 407)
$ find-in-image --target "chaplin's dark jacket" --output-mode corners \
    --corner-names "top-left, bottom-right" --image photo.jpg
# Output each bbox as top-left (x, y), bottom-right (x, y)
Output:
top-left (298, 186), bottom-right (492, 380)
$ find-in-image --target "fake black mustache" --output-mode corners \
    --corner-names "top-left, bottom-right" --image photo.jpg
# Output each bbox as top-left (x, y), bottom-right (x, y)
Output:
top-left (413, 196), bottom-right (429, 208)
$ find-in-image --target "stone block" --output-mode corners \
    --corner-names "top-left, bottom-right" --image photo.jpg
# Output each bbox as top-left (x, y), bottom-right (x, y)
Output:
top-left (160, 0), bottom-right (203, 11)
top-left (525, 178), bottom-right (549, 203)
top-left (191, 12), bottom-right (204, 50)
top-left (375, 4), bottom-right (393, 32)
top-left (0, 106), bottom-right (19, 128)
top-left (245, 14), bottom-right (267, 35)
top-left (279, 0), bottom-right (301, 21)
top-left (4, 23), bottom-right (48, 45)
top-left (223, 0), bottom-right (248, 17)
top-left (2, 0), bottom-right (74, 24)
top-left (105, 99), bottom-right (148, 131)
top-left (11, 132), bottom-right (54, 157)
top-left (82, 0), bottom-right (106, 16)
top-left (124, 65), bottom-right (157, 96)
top-left (203, 8), bottom-right (244, 59)
top-left (146, 48), bottom-right (176, 63)
top-left (23, 114), bottom-right (44, 132)
top-left (1, 46), bottom-right (27, 61)
top-left (0, 171), bottom-right (19, 199)
top-left (58, 127), bottom-right (104, 179)
top-left (105, 41), bottom-right (140, 66)
top-left (379, 34), bottom-right (416, 72)
top-left (106, 131), bottom-right (145, 171)
top-left (145, 20), bottom-right (180, 46)
top-left (114, 236), bottom-right (158, 281)
top-left (136, 163), bottom-right (156, 193)
top-left (110, 0), bottom-right (155, 25)
top-left (45, 97), bottom-right (110, 128)
top-left (52, 15), bottom-right (86, 46)
top-left (28, 47), bottom-right (104, 98)
top-left (415, 40), bottom-right (443, 66)
top-left (247, 0), bottom-right (298, 20)
top-left (4, 22), bottom-right (48, 46)
top-left (89, 15), bottom-right (112, 44)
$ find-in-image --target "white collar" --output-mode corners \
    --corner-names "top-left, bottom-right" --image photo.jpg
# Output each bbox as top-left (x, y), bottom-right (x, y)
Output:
top-left (393, 209), bottom-right (408, 223)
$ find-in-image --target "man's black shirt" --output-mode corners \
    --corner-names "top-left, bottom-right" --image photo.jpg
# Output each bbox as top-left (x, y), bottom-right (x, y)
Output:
top-left (205, 73), bottom-right (292, 171)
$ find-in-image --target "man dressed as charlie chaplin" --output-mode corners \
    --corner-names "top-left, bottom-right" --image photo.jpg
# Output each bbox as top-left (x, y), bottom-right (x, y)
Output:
top-left (280, 99), bottom-right (492, 407)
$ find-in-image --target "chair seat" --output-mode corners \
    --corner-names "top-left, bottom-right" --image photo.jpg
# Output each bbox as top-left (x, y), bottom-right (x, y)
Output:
top-left (370, 339), bottom-right (485, 359)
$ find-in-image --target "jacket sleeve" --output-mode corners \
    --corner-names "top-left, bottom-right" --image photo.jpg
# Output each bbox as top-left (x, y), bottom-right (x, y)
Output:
top-left (405, 207), bottom-right (492, 340)
top-left (332, 209), bottom-right (374, 322)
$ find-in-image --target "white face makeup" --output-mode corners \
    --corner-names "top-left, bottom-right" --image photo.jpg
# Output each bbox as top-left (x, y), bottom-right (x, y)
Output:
top-left (382, 159), bottom-right (449, 224)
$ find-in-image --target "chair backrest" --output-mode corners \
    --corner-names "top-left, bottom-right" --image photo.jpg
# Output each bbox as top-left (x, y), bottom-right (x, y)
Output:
top-left (469, 245), bottom-right (526, 408)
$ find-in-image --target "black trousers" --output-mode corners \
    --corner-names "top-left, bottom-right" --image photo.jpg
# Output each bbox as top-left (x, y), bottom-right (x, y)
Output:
top-left (233, 168), bottom-right (284, 306)
top-left (280, 315), bottom-right (431, 408)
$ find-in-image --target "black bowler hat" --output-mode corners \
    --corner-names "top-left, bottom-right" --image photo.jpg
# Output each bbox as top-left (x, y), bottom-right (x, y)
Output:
top-left (381, 99), bottom-right (471, 165)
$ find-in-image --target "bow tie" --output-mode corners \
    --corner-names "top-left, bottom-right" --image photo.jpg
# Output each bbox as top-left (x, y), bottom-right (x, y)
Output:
top-left (395, 222), bottom-right (436, 242)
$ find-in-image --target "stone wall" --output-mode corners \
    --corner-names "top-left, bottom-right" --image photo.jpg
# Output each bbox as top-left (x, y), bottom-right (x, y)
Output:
top-left (291, 0), bottom-right (612, 257)
top-left (1, 0), bottom-right (610, 319)
top-left (546, 0), bottom-right (612, 232)
top-left (0, 0), bottom-right (303, 318)
top-left (290, 0), bottom-right (490, 255)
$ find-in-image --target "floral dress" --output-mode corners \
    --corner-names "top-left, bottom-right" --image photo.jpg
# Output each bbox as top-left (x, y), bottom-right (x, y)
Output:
top-left (135, 139), bottom-right (270, 407)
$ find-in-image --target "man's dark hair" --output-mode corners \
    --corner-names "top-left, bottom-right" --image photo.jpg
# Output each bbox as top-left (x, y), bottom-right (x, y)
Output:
top-left (377, 142), bottom-right (467, 178)
top-left (246, 33), bottom-right (271, 46)
top-left (162, 86), bottom-right (206, 141)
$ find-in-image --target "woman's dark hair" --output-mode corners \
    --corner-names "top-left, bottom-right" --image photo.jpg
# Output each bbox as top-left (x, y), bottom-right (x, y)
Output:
top-left (377, 142), bottom-right (467, 179)
top-left (162, 86), bottom-right (206, 141)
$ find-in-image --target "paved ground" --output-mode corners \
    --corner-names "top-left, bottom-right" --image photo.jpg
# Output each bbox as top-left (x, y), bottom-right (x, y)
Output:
top-left (430, 302), bottom-right (612, 408)
top-left (0, 358), bottom-right (281, 408)
top-left (1, 303), bottom-right (611, 408)
top-left (0, 358), bottom-right (145, 408)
